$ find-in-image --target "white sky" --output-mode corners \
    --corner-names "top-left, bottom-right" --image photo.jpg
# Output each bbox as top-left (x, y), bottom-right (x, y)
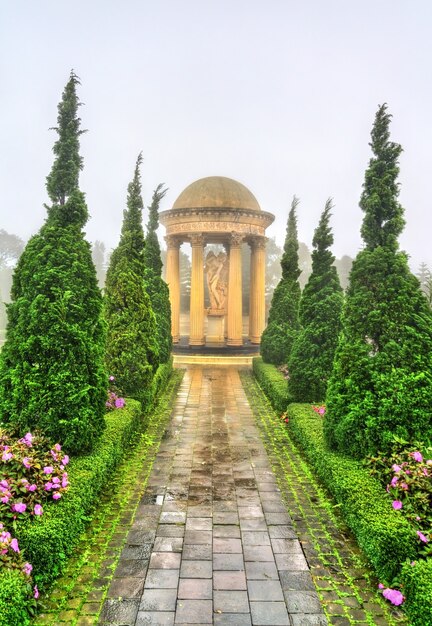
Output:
top-left (1, 1), bottom-right (431, 270)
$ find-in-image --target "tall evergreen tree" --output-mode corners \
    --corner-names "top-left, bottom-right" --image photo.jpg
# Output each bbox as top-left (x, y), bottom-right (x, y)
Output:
top-left (105, 154), bottom-right (159, 404)
top-left (0, 72), bottom-right (106, 453)
top-left (288, 199), bottom-right (343, 402)
top-left (143, 184), bottom-right (172, 363)
top-left (260, 196), bottom-right (302, 365)
top-left (324, 104), bottom-right (432, 458)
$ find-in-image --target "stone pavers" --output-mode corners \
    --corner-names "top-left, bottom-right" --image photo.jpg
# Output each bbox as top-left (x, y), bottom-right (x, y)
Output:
top-left (240, 370), bottom-right (407, 626)
top-left (99, 366), bottom-right (326, 625)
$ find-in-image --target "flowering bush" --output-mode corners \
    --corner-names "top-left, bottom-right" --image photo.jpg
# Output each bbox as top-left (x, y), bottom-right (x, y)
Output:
top-left (0, 429), bottom-right (66, 613)
top-left (365, 437), bottom-right (431, 557)
top-left (0, 429), bottom-right (70, 526)
top-left (106, 376), bottom-right (126, 411)
top-left (312, 405), bottom-right (326, 416)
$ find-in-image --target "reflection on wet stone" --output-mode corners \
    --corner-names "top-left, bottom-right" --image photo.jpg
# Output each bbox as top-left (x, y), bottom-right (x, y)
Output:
top-left (98, 366), bottom-right (325, 626)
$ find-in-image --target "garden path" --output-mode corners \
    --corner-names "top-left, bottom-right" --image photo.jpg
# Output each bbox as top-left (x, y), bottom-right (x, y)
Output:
top-left (34, 365), bottom-right (405, 625)
top-left (99, 365), bottom-right (326, 625)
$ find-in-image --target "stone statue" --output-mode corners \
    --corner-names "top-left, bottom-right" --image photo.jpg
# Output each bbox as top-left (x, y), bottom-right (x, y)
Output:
top-left (205, 251), bottom-right (228, 312)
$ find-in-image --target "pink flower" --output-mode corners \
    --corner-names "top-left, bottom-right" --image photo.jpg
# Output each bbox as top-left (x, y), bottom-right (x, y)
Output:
top-left (54, 443), bottom-right (61, 452)
top-left (12, 502), bottom-right (26, 513)
top-left (43, 466), bottom-right (53, 474)
top-left (10, 538), bottom-right (19, 552)
top-left (109, 375), bottom-right (115, 381)
top-left (412, 451), bottom-right (423, 462)
top-left (27, 484), bottom-right (37, 492)
top-left (400, 482), bottom-right (408, 490)
top-left (23, 562), bottom-right (33, 576)
top-left (2, 451), bottom-right (13, 462)
top-left (44, 482), bottom-right (53, 491)
top-left (34, 585), bottom-right (39, 599)
top-left (19, 433), bottom-right (33, 447)
top-left (378, 583), bottom-right (384, 589)
top-left (1, 496), bottom-right (10, 504)
top-left (61, 455), bottom-right (69, 466)
top-left (392, 464), bottom-right (402, 473)
top-left (62, 474), bottom-right (69, 488)
top-left (34, 504), bottom-right (43, 516)
top-left (417, 530), bottom-right (429, 543)
top-left (22, 457), bottom-right (32, 469)
top-left (52, 492), bottom-right (61, 500)
top-left (392, 500), bottom-right (402, 510)
top-left (115, 397), bottom-right (125, 409)
top-left (390, 476), bottom-right (398, 487)
top-left (382, 588), bottom-right (404, 606)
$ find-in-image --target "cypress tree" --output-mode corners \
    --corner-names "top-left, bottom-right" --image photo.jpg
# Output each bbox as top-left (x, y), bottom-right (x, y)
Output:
top-left (143, 184), bottom-right (172, 363)
top-left (104, 154), bottom-right (159, 405)
top-left (0, 72), bottom-right (106, 454)
top-left (324, 104), bottom-right (432, 458)
top-left (260, 196), bottom-right (301, 365)
top-left (288, 199), bottom-right (343, 402)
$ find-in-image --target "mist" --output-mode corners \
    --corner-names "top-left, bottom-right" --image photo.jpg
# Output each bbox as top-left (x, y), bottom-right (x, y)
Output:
top-left (1, 1), bottom-right (432, 273)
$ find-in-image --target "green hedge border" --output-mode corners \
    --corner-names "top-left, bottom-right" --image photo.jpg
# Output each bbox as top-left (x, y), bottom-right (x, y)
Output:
top-left (252, 357), bottom-right (432, 626)
top-left (1, 360), bottom-right (174, 625)
top-left (252, 357), bottom-right (292, 414)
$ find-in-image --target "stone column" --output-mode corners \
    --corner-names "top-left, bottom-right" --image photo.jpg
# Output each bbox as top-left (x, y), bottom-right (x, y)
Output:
top-left (189, 234), bottom-right (205, 346)
top-left (227, 233), bottom-right (243, 346)
top-left (249, 236), bottom-right (267, 344)
top-left (165, 236), bottom-right (181, 343)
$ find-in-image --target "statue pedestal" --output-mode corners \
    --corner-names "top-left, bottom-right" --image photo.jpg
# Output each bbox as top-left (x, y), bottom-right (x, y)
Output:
top-left (206, 311), bottom-right (225, 344)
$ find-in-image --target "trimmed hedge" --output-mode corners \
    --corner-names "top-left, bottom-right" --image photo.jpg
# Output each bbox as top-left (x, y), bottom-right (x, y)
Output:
top-left (14, 398), bottom-right (143, 587)
top-left (401, 559), bottom-right (432, 626)
top-left (0, 569), bottom-right (32, 626)
top-left (253, 360), bottom-right (432, 623)
top-left (149, 358), bottom-right (173, 405)
top-left (253, 357), bottom-right (292, 414)
top-left (285, 403), bottom-right (416, 580)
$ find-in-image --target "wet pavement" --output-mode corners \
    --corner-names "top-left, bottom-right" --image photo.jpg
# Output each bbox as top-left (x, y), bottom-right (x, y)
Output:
top-left (98, 366), bottom-right (326, 626)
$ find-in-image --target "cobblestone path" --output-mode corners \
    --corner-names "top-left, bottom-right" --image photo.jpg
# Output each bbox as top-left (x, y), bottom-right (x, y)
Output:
top-left (98, 365), bottom-right (324, 625)
top-left (35, 365), bottom-right (406, 625)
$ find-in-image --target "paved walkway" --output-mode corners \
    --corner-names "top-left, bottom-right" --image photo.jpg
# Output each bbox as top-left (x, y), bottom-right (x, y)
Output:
top-left (99, 366), bottom-right (326, 626)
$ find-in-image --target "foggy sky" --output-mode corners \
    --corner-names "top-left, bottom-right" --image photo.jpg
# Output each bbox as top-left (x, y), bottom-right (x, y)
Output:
top-left (1, 1), bottom-right (431, 270)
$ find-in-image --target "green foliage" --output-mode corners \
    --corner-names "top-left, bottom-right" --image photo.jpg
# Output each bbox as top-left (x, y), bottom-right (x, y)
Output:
top-left (325, 247), bottom-right (432, 458)
top-left (105, 154), bottom-right (159, 405)
top-left (252, 358), bottom-right (292, 414)
top-left (401, 559), bottom-right (432, 626)
top-left (0, 75), bottom-right (106, 454)
top-left (261, 197), bottom-right (301, 365)
top-left (285, 403), bottom-right (417, 581)
top-left (288, 200), bottom-right (343, 402)
top-left (46, 71), bottom-right (85, 209)
top-left (325, 104), bottom-right (432, 458)
top-left (360, 104), bottom-right (404, 252)
top-left (144, 184), bottom-right (172, 363)
top-left (149, 358), bottom-right (173, 402)
top-left (0, 568), bottom-right (32, 626)
top-left (14, 400), bottom-right (142, 588)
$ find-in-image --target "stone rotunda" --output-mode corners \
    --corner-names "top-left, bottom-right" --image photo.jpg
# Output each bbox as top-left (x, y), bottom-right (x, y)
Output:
top-left (160, 176), bottom-right (275, 347)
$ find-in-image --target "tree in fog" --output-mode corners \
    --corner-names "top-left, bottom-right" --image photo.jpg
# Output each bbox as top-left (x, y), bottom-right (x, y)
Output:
top-left (325, 104), bottom-right (432, 458)
top-left (261, 196), bottom-right (301, 365)
top-left (104, 154), bottom-right (159, 404)
top-left (0, 72), bottom-right (106, 454)
top-left (289, 199), bottom-right (343, 402)
top-left (144, 183), bottom-right (172, 363)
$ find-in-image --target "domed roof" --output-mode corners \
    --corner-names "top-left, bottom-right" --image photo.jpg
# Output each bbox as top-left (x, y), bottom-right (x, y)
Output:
top-left (172, 176), bottom-right (261, 211)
